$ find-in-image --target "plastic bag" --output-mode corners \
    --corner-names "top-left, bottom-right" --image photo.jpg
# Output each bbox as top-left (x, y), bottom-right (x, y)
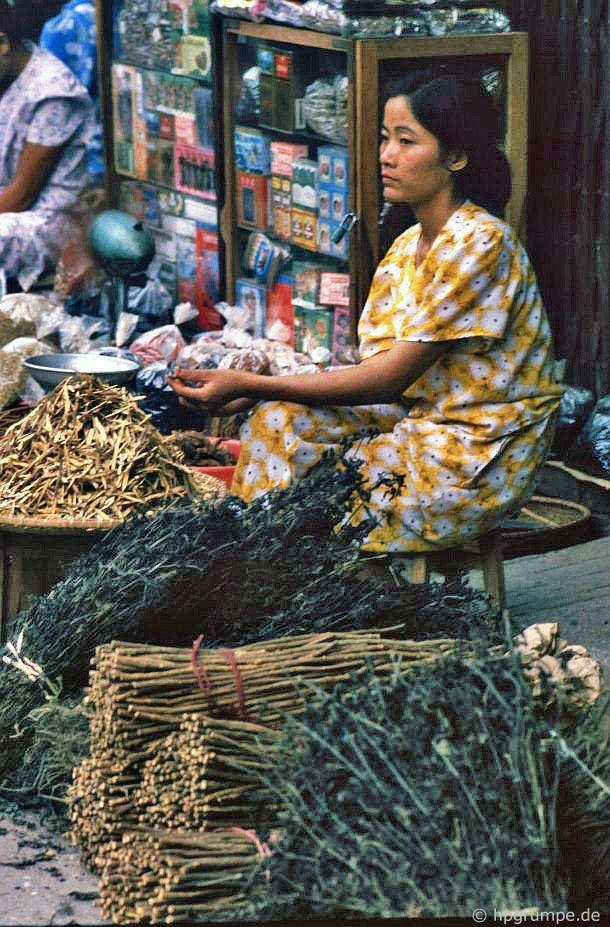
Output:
top-left (134, 361), bottom-right (211, 435)
top-left (577, 396), bottom-right (610, 475)
top-left (130, 324), bottom-right (186, 366)
top-left (303, 76), bottom-right (348, 143)
top-left (551, 384), bottom-right (594, 458)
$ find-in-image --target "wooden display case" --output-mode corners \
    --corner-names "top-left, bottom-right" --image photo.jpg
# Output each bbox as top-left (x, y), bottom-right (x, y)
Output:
top-left (220, 21), bottom-right (529, 335)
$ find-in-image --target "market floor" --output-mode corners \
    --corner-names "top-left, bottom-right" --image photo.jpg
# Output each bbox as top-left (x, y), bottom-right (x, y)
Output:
top-left (0, 533), bottom-right (609, 927)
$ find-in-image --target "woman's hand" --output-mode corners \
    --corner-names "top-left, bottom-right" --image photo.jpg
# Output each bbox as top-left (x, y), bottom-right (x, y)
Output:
top-left (167, 367), bottom-right (256, 416)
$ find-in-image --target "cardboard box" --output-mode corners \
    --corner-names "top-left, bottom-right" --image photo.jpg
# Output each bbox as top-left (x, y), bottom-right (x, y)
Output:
top-left (291, 208), bottom-right (317, 252)
top-left (179, 33), bottom-right (212, 80)
top-left (174, 144), bottom-right (216, 198)
top-left (332, 305), bottom-right (356, 364)
top-left (175, 113), bottom-right (197, 148)
top-left (146, 138), bottom-right (175, 187)
top-left (194, 85), bottom-right (214, 148)
top-left (331, 189), bottom-right (349, 224)
top-left (235, 126), bottom-right (271, 174)
top-left (195, 223), bottom-right (222, 329)
top-left (319, 271), bottom-right (350, 307)
top-left (236, 171), bottom-right (269, 229)
top-left (265, 274), bottom-right (294, 346)
top-left (317, 220), bottom-right (333, 255)
top-left (270, 140), bottom-right (308, 177)
top-left (317, 144), bottom-right (349, 190)
top-left (291, 158), bottom-right (318, 211)
top-left (270, 174), bottom-right (291, 241)
top-left (259, 47), bottom-right (305, 133)
top-left (294, 301), bottom-right (334, 354)
top-left (236, 277), bottom-right (266, 338)
top-left (293, 261), bottom-right (328, 305)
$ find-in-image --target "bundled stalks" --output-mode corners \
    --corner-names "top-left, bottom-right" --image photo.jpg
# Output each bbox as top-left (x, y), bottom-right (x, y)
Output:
top-left (0, 374), bottom-right (193, 523)
top-left (242, 646), bottom-right (571, 920)
top-left (69, 630), bottom-right (460, 867)
top-left (98, 828), bottom-right (266, 924)
top-left (134, 715), bottom-right (279, 832)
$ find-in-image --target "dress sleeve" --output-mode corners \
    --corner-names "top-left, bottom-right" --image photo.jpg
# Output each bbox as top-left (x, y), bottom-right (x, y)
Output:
top-left (26, 97), bottom-right (90, 148)
top-left (394, 225), bottom-right (520, 345)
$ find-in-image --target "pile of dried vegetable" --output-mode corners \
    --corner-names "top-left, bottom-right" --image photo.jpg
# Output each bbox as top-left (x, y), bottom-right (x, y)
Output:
top-left (69, 630), bottom-right (460, 870)
top-left (0, 447), bottom-right (493, 789)
top-left (0, 374), bottom-right (195, 523)
top-left (238, 646), bottom-right (608, 920)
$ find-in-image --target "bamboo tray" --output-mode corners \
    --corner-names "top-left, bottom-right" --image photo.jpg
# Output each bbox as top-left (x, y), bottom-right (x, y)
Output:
top-left (501, 495), bottom-right (591, 554)
top-left (0, 513), bottom-right (122, 535)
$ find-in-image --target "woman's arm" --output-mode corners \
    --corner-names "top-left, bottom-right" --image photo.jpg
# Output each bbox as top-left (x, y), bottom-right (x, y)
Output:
top-left (0, 142), bottom-right (62, 213)
top-left (168, 339), bottom-right (447, 412)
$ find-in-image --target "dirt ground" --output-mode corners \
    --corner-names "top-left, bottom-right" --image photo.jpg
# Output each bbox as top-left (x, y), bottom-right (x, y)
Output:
top-left (0, 804), bottom-right (106, 927)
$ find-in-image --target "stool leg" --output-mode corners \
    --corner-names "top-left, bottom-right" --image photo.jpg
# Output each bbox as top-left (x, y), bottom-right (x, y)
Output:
top-left (410, 554), bottom-right (429, 584)
top-left (479, 531), bottom-right (506, 612)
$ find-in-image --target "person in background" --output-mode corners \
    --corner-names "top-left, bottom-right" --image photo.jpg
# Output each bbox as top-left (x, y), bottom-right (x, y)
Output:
top-left (39, 0), bottom-right (104, 191)
top-left (0, 0), bottom-right (93, 290)
top-left (169, 69), bottom-right (561, 555)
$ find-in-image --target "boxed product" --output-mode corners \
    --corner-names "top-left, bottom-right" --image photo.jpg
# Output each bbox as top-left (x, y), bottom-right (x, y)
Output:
top-left (291, 158), bottom-right (318, 211)
top-left (291, 208), bottom-right (317, 252)
top-left (174, 144), bottom-right (216, 198)
top-left (319, 271), bottom-right (350, 307)
top-left (176, 233), bottom-right (198, 305)
top-left (294, 301), bottom-right (334, 354)
top-left (175, 113), bottom-right (198, 148)
top-left (234, 126), bottom-right (271, 174)
top-left (112, 63), bottom-right (137, 176)
top-left (146, 138), bottom-right (175, 187)
top-left (317, 220), bottom-right (332, 255)
top-left (194, 85), bottom-right (214, 148)
top-left (318, 187), bottom-right (331, 220)
top-left (265, 274), bottom-right (294, 346)
top-left (270, 174), bottom-right (291, 241)
top-left (293, 261), bottom-right (328, 305)
top-left (332, 305), bottom-right (356, 364)
top-left (236, 277), bottom-right (266, 338)
top-left (270, 140), bottom-right (308, 177)
top-left (258, 47), bottom-right (306, 133)
top-left (158, 112), bottom-right (176, 140)
top-left (178, 33), bottom-right (212, 80)
top-left (317, 145), bottom-right (349, 190)
top-left (195, 223), bottom-right (222, 330)
top-left (236, 172), bottom-right (269, 229)
top-left (331, 189), bottom-right (349, 224)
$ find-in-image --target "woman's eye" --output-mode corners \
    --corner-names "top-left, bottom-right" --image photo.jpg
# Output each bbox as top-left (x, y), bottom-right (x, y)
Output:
top-left (400, 137), bottom-right (412, 145)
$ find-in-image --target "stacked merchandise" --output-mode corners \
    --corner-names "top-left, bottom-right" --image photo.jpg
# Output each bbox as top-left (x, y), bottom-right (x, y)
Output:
top-left (229, 43), bottom-right (357, 358)
top-left (111, 0), bottom-right (221, 330)
top-left (212, 0), bottom-right (511, 38)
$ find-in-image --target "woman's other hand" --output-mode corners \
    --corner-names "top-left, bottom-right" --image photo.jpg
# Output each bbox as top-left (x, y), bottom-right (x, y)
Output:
top-left (167, 367), bottom-right (256, 416)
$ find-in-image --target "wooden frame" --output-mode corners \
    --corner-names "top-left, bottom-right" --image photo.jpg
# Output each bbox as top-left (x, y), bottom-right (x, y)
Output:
top-left (220, 22), bottom-right (529, 323)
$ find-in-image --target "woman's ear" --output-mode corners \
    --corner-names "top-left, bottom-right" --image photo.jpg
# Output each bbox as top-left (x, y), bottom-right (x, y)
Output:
top-left (447, 151), bottom-right (468, 173)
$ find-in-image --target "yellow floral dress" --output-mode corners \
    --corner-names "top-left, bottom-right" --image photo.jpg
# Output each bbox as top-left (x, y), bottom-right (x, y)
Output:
top-left (232, 202), bottom-right (562, 552)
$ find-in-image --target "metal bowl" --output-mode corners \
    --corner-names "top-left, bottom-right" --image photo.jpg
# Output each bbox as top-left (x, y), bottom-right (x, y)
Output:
top-left (23, 353), bottom-right (140, 390)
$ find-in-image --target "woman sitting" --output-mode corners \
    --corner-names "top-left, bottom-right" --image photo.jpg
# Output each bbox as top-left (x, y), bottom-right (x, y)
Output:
top-left (0, 1), bottom-right (93, 290)
top-left (169, 70), bottom-right (562, 554)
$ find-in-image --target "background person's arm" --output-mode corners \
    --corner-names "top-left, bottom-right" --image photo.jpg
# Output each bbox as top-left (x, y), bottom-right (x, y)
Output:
top-left (0, 142), bottom-right (62, 213)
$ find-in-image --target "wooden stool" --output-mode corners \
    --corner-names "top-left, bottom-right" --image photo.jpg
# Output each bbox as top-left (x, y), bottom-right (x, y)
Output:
top-left (400, 529), bottom-right (507, 612)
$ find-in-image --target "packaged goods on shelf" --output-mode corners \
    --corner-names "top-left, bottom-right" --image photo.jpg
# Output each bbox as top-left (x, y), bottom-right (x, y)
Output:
top-left (303, 75), bottom-right (348, 143)
top-left (234, 126), bottom-right (272, 174)
top-left (331, 304), bottom-right (357, 364)
top-left (293, 261), bottom-right (329, 305)
top-left (196, 224), bottom-right (222, 329)
top-left (236, 171), bottom-right (270, 229)
top-left (294, 301), bottom-right (334, 355)
top-left (319, 271), bottom-right (350, 307)
top-left (236, 278), bottom-right (266, 337)
top-left (258, 46), bottom-right (307, 132)
top-left (317, 144), bottom-right (348, 191)
top-left (113, 0), bottom-right (212, 71)
top-left (174, 144), bottom-right (216, 197)
top-left (265, 274), bottom-right (294, 345)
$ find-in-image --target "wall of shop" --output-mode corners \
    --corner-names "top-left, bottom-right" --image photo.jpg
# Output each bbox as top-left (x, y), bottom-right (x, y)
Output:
top-left (508, 0), bottom-right (609, 395)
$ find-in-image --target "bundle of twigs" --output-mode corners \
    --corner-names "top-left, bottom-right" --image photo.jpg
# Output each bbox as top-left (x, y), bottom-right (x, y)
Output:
top-left (87, 631), bottom-right (459, 755)
top-left (98, 828), bottom-right (266, 924)
top-left (134, 715), bottom-right (279, 832)
top-left (0, 374), bottom-right (193, 523)
top-left (69, 631), bottom-right (459, 867)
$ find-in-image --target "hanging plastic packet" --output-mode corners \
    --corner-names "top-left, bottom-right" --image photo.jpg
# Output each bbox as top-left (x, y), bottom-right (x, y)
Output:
top-left (244, 232), bottom-right (290, 288)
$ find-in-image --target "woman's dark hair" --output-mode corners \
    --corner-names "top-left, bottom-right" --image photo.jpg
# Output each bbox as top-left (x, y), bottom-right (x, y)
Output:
top-left (382, 68), bottom-right (511, 217)
top-left (0, 0), bottom-right (65, 43)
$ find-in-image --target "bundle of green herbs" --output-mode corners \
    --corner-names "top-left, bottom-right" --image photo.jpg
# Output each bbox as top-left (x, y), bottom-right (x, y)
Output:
top-left (239, 640), bottom-right (572, 920)
top-left (0, 443), bottom-right (494, 787)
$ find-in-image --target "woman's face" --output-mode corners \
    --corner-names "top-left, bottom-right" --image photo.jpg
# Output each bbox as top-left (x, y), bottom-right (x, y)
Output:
top-left (379, 95), bottom-right (455, 209)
